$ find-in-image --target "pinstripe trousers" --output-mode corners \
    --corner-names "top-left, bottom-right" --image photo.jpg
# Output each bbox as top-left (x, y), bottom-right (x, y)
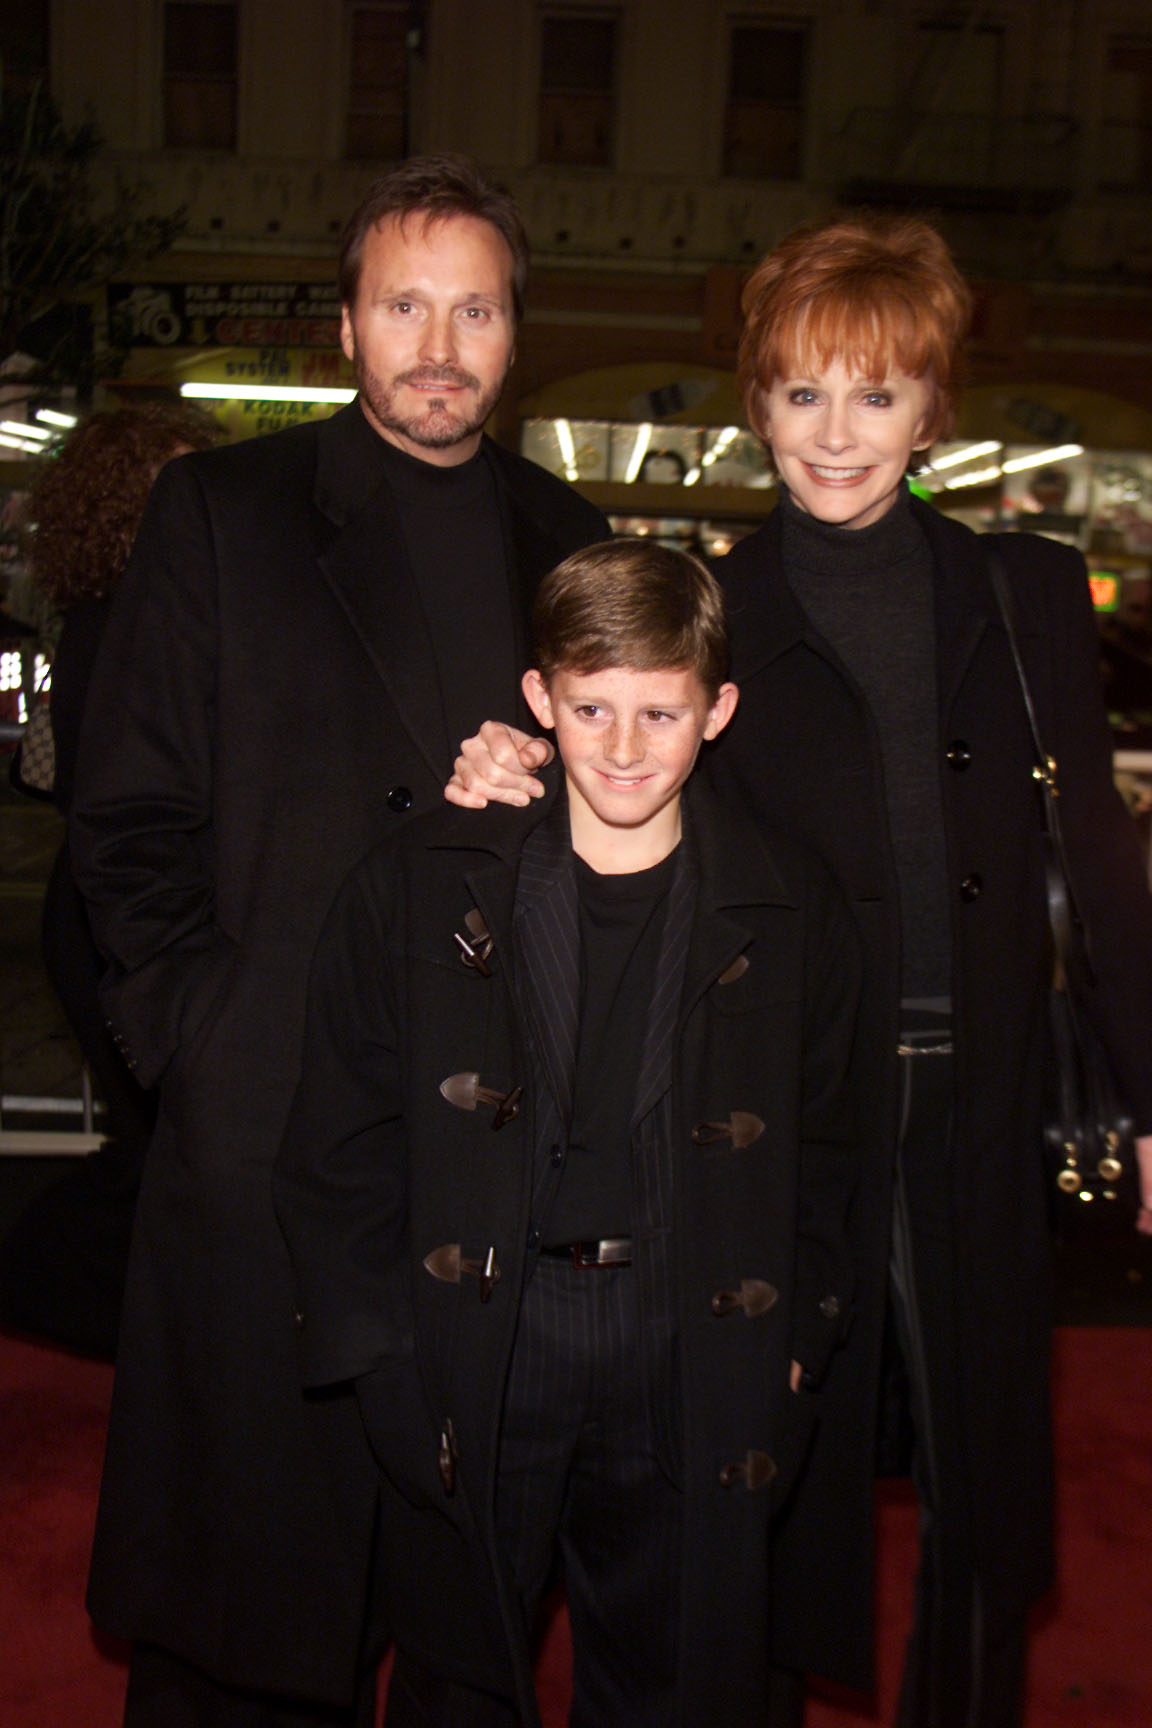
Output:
top-left (385, 1253), bottom-right (682, 1728)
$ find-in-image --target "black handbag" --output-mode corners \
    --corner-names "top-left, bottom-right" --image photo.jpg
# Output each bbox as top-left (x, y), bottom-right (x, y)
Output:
top-left (987, 549), bottom-right (1137, 1215)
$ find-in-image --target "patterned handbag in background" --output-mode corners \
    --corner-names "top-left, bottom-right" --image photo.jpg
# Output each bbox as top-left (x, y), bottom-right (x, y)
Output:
top-left (12, 700), bottom-right (56, 797)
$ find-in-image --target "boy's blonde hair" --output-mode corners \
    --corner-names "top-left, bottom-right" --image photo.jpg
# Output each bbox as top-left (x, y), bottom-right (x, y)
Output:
top-left (532, 540), bottom-right (729, 699)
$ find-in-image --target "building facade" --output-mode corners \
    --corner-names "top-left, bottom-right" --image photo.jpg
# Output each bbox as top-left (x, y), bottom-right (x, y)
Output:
top-left (4, 0), bottom-right (1152, 557)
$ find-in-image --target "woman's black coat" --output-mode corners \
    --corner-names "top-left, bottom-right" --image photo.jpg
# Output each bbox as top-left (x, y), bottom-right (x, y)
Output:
top-left (707, 497), bottom-right (1152, 1688)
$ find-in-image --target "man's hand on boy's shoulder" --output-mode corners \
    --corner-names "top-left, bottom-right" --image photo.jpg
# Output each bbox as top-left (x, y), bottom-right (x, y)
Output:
top-left (445, 720), bottom-right (555, 808)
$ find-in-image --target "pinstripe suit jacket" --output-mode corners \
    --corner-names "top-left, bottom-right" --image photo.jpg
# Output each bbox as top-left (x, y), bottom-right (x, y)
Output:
top-left (276, 770), bottom-right (862, 1724)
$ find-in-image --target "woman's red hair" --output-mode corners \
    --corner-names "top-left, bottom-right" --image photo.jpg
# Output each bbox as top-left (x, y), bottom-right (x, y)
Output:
top-left (737, 213), bottom-right (972, 448)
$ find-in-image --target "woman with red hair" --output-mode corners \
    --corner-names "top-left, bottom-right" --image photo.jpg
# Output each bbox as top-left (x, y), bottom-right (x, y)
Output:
top-left (709, 213), bottom-right (1152, 1728)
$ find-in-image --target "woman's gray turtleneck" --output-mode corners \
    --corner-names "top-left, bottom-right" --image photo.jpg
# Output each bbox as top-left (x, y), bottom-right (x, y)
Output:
top-left (779, 484), bottom-right (951, 1000)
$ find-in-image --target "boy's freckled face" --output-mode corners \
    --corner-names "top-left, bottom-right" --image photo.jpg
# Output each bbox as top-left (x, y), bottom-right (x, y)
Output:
top-left (522, 665), bottom-right (736, 848)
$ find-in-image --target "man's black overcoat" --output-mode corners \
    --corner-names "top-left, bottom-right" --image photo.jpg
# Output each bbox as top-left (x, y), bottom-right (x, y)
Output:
top-left (69, 402), bottom-right (607, 1704)
top-left (274, 779), bottom-right (862, 1727)
top-left (708, 499), bottom-right (1152, 1689)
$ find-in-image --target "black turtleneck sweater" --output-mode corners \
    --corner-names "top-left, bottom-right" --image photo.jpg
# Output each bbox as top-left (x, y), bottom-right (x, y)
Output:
top-left (376, 435), bottom-right (518, 758)
top-left (779, 485), bottom-right (951, 1001)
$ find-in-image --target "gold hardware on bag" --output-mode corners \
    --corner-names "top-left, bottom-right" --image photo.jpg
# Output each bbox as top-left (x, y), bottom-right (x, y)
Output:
top-left (1032, 754), bottom-right (1059, 794)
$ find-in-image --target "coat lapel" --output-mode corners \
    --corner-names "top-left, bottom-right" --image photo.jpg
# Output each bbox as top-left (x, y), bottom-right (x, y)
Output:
top-left (633, 786), bottom-right (800, 1125)
top-left (718, 511), bottom-right (811, 682)
top-left (630, 846), bottom-right (698, 1127)
top-left (912, 496), bottom-right (1000, 720)
top-left (512, 798), bottom-right (579, 1125)
top-left (493, 447), bottom-right (578, 654)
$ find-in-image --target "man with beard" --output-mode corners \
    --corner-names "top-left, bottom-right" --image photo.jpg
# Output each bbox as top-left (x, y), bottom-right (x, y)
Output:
top-left (70, 156), bottom-right (607, 1728)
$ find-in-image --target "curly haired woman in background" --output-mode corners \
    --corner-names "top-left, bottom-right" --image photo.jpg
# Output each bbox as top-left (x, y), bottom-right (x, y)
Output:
top-left (1, 403), bottom-right (215, 1357)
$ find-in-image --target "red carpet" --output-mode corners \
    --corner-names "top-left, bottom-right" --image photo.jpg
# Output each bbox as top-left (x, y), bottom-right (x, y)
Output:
top-left (1, 1327), bottom-right (1148, 1725)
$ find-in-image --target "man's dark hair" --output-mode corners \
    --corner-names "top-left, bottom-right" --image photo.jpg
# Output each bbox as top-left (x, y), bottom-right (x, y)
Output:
top-left (532, 539), bottom-right (730, 700)
top-left (338, 154), bottom-right (529, 323)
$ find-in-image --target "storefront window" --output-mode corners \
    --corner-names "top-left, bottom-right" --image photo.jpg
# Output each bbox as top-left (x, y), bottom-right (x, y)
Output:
top-left (917, 441), bottom-right (1152, 560)
top-left (521, 416), bottom-right (770, 491)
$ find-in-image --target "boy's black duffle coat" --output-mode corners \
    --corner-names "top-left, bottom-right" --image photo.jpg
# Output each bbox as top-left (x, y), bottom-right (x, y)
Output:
top-left (275, 776), bottom-right (862, 1727)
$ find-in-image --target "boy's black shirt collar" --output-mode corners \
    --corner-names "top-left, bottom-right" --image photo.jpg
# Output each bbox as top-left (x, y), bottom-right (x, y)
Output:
top-left (420, 761), bottom-right (798, 910)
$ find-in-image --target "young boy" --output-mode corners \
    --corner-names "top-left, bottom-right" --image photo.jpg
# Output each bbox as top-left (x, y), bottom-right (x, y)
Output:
top-left (274, 540), bottom-right (860, 1728)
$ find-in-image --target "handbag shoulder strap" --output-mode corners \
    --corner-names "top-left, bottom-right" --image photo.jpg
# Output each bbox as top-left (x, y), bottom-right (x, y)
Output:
top-left (984, 542), bottom-right (1092, 983)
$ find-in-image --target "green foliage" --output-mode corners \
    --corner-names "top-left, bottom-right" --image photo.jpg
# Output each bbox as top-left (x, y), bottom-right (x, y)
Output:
top-left (0, 83), bottom-right (186, 395)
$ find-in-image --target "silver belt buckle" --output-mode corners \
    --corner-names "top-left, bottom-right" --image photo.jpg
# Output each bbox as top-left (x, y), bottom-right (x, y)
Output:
top-left (571, 1236), bottom-right (632, 1268)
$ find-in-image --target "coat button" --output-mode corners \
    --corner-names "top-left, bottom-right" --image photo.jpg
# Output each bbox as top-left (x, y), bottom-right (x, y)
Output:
top-left (439, 1072), bottom-right (523, 1127)
top-left (711, 1280), bottom-right (779, 1317)
top-left (960, 873), bottom-right (983, 901)
top-left (719, 1450), bottom-right (778, 1491)
top-left (691, 1111), bottom-right (765, 1149)
top-left (717, 954), bottom-right (750, 986)
top-left (438, 1419), bottom-right (458, 1494)
top-left (386, 785), bottom-right (413, 812)
top-left (293, 1309), bottom-right (305, 1330)
top-left (946, 740), bottom-right (972, 770)
top-left (818, 1294), bottom-right (841, 1320)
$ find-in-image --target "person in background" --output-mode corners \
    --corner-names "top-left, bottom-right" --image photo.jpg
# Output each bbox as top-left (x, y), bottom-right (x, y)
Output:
top-left (1, 404), bottom-right (215, 1359)
top-left (446, 212), bottom-right (1152, 1728)
top-left (275, 539), bottom-right (860, 1727)
top-left (69, 155), bottom-right (606, 1728)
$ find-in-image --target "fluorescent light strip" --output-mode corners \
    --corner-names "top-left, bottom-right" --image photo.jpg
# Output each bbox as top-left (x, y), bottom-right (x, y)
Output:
top-left (553, 418), bottom-right (580, 483)
top-left (624, 423), bottom-right (653, 484)
top-left (1001, 443), bottom-right (1084, 473)
top-left (0, 431), bottom-right (46, 452)
top-left (700, 426), bottom-right (739, 469)
top-left (928, 440), bottom-right (1003, 472)
top-left (180, 382), bottom-right (356, 403)
top-left (0, 419), bottom-right (52, 441)
top-left (34, 408), bottom-right (78, 429)
top-left (944, 465), bottom-right (1003, 490)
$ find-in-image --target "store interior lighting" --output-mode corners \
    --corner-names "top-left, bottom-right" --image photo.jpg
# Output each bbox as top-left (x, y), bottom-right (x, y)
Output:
top-left (685, 425), bottom-right (741, 486)
top-left (623, 423), bottom-right (653, 484)
top-left (34, 408), bottom-right (78, 429)
top-left (0, 419), bottom-right (52, 443)
top-left (0, 430), bottom-right (46, 453)
top-left (180, 382), bottom-right (357, 403)
top-left (944, 464), bottom-right (1005, 490)
top-left (928, 440), bottom-right (1003, 472)
top-left (933, 441), bottom-right (1084, 491)
top-left (1000, 443), bottom-right (1084, 473)
top-left (553, 417), bottom-right (579, 483)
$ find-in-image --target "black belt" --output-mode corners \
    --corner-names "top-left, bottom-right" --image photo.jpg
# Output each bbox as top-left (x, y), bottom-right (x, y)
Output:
top-left (539, 1237), bottom-right (632, 1268)
top-left (898, 1002), bottom-right (953, 1058)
